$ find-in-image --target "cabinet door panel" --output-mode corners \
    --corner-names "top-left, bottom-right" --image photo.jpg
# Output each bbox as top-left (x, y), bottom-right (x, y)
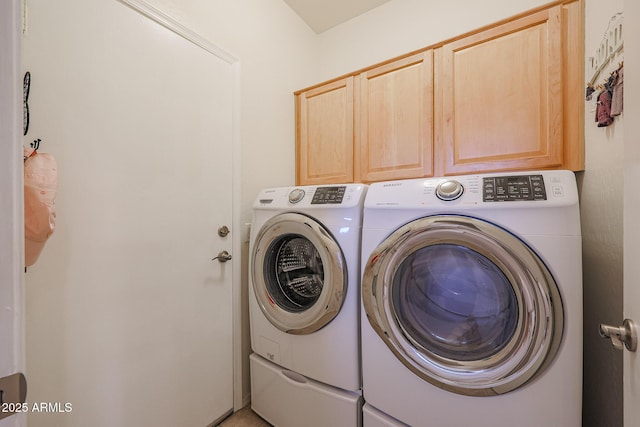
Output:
top-left (357, 52), bottom-right (434, 182)
top-left (437, 6), bottom-right (563, 175)
top-left (297, 77), bottom-right (354, 185)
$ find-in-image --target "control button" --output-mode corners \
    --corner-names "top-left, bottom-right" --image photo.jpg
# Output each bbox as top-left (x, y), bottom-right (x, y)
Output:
top-left (436, 180), bottom-right (464, 201)
top-left (288, 189), bottom-right (305, 204)
top-left (552, 186), bottom-right (564, 197)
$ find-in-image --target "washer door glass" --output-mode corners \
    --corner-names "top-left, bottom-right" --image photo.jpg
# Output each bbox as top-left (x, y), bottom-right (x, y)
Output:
top-left (252, 213), bottom-right (347, 335)
top-left (265, 235), bottom-right (324, 312)
top-left (362, 215), bottom-right (563, 396)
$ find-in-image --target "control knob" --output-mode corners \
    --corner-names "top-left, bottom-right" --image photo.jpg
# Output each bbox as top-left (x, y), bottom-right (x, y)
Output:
top-left (288, 188), bottom-right (305, 204)
top-left (436, 180), bottom-right (464, 201)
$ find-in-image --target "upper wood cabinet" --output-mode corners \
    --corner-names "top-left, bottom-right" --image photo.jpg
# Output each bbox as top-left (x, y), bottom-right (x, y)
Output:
top-left (356, 51), bottom-right (434, 182)
top-left (296, 77), bottom-right (354, 185)
top-left (435, 3), bottom-right (583, 175)
top-left (295, 0), bottom-right (584, 185)
top-left (296, 52), bottom-right (434, 186)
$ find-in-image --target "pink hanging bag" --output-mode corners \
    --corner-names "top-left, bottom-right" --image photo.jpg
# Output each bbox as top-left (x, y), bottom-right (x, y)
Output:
top-left (24, 147), bottom-right (57, 267)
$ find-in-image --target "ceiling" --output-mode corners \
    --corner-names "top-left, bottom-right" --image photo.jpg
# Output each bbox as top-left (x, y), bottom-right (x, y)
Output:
top-left (283, 0), bottom-right (391, 33)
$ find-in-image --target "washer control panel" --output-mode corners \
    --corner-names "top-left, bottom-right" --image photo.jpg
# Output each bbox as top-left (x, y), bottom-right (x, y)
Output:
top-left (257, 184), bottom-right (366, 209)
top-left (311, 186), bottom-right (346, 204)
top-left (483, 174), bottom-right (546, 202)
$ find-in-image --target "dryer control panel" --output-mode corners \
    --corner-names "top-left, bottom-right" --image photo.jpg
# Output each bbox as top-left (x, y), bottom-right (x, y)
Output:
top-left (483, 174), bottom-right (547, 202)
top-left (364, 170), bottom-right (577, 211)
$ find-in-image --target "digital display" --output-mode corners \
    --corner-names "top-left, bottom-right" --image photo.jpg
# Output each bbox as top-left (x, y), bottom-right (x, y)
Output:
top-left (311, 186), bottom-right (346, 204)
top-left (483, 175), bottom-right (546, 202)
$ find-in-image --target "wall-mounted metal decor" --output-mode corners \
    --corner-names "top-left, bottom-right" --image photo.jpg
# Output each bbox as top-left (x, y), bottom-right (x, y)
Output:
top-left (586, 12), bottom-right (623, 86)
top-left (586, 12), bottom-right (624, 128)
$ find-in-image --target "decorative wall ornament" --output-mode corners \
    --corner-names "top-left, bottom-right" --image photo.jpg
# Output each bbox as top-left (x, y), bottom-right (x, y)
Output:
top-left (586, 12), bottom-right (623, 86)
top-left (586, 12), bottom-right (623, 128)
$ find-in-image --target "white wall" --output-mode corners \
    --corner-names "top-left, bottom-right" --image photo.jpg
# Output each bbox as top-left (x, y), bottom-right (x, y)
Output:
top-left (313, 0), bottom-right (549, 84)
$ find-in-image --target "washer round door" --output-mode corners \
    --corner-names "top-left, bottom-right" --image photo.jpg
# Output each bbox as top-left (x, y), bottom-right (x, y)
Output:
top-left (252, 213), bottom-right (347, 335)
top-left (362, 215), bottom-right (564, 396)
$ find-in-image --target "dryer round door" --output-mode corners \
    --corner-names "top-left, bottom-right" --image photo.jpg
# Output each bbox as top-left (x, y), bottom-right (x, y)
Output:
top-left (362, 215), bottom-right (564, 396)
top-left (252, 213), bottom-right (347, 335)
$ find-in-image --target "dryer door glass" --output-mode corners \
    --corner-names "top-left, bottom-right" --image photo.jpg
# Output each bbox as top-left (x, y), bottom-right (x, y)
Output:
top-left (392, 243), bottom-right (518, 361)
top-left (362, 215), bottom-right (563, 396)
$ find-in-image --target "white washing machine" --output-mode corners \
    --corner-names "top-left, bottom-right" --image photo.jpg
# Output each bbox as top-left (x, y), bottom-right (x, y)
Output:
top-left (249, 184), bottom-right (367, 427)
top-left (360, 170), bottom-right (582, 427)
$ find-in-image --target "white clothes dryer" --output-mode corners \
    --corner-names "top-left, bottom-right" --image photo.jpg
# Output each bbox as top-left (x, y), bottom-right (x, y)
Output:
top-left (360, 171), bottom-right (582, 427)
top-left (363, 403), bottom-right (408, 427)
top-left (249, 184), bottom-right (367, 426)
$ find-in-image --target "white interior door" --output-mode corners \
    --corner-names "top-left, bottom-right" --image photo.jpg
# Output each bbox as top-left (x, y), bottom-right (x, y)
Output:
top-left (624, 1), bottom-right (640, 427)
top-left (624, 2), bottom-right (640, 426)
top-left (22, 0), bottom-right (235, 426)
top-left (623, 179), bottom-right (640, 422)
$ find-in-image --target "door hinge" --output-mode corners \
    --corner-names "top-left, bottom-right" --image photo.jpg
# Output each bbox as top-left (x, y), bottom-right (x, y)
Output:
top-left (0, 373), bottom-right (27, 420)
top-left (22, 0), bottom-right (28, 34)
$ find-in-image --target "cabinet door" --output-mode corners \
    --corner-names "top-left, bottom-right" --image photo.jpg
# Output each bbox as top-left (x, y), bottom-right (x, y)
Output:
top-left (436, 6), bottom-right (564, 175)
top-left (296, 77), bottom-right (354, 185)
top-left (356, 51), bottom-right (434, 182)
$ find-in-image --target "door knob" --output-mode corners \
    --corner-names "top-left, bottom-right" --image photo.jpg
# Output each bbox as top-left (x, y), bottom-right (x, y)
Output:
top-left (599, 319), bottom-right (637, 352)
top-left (212, 250), bottom-right (232, 263)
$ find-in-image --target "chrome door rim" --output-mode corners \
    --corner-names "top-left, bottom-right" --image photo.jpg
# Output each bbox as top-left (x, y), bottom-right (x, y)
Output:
top-left (362, 215), bottom-right (563, 396)
top-left (252, 212), bottom-right (347, 335)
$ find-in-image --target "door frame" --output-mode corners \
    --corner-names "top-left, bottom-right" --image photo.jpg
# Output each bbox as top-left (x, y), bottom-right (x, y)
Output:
top-left (0, 0), bottom-right (25, 426)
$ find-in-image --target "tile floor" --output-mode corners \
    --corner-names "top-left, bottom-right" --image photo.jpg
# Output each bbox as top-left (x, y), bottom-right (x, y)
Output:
top-left (216, 405), bottom-right (272, 427)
